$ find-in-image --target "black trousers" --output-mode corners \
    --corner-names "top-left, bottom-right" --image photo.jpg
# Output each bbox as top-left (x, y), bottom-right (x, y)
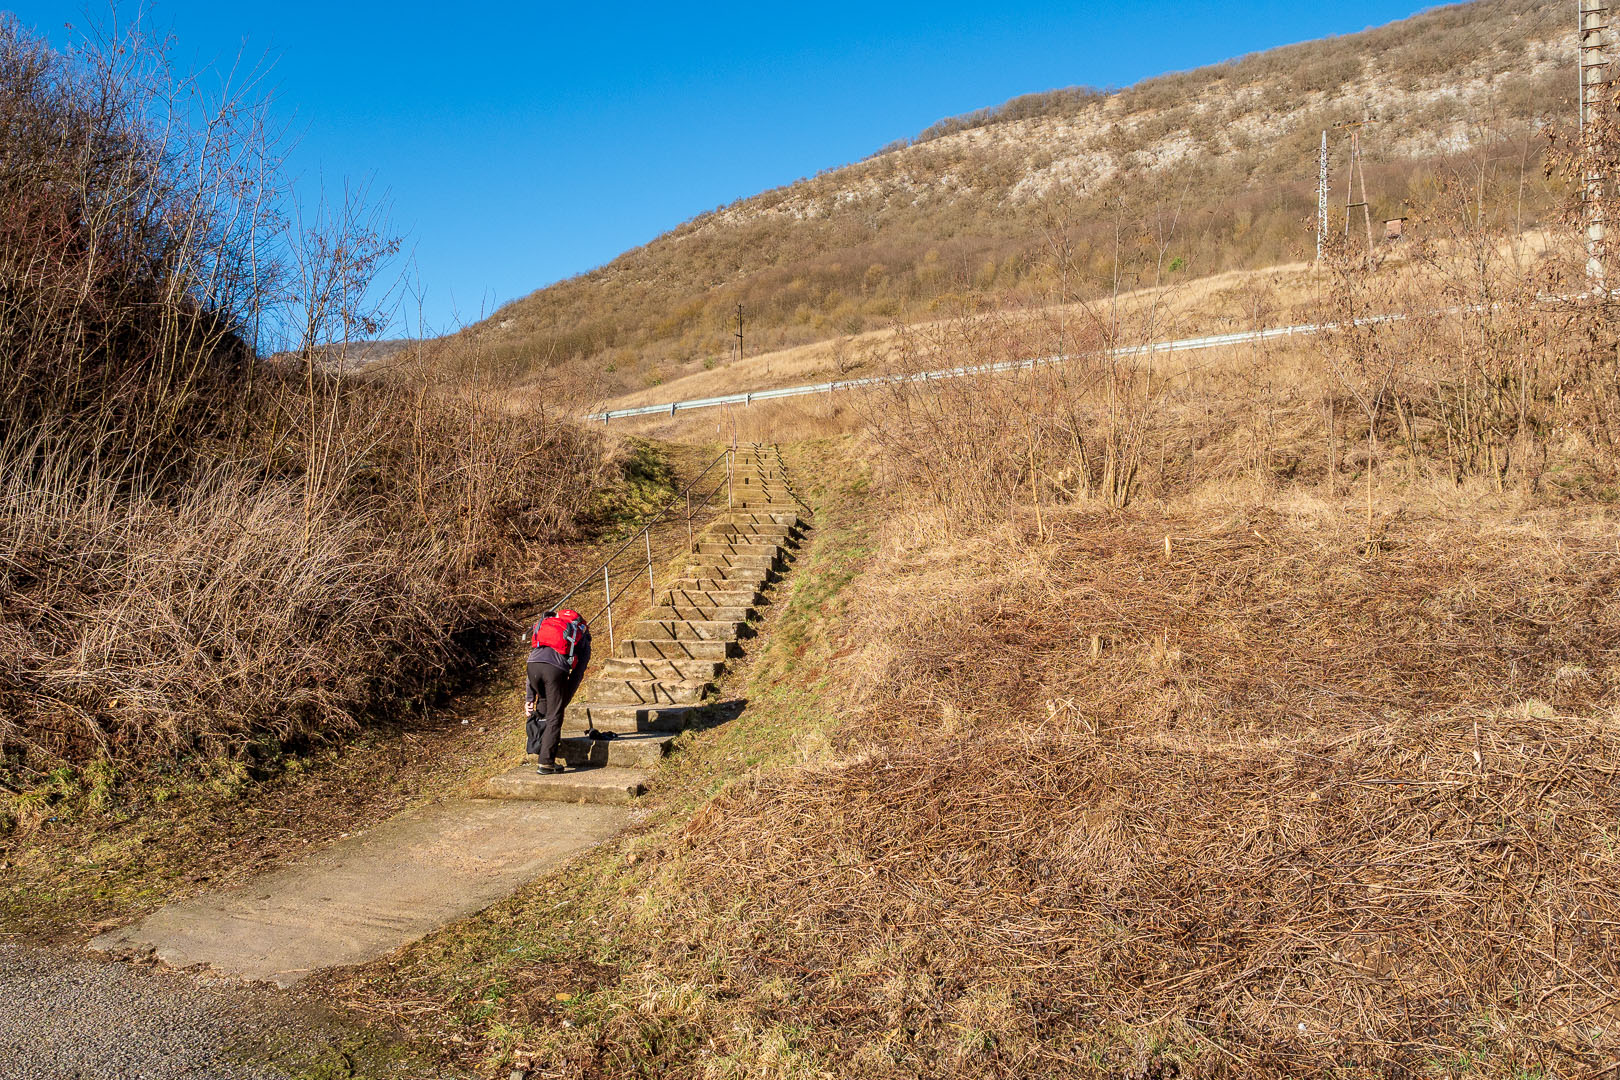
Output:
top-left (526, 661), bottom-right (582, 762)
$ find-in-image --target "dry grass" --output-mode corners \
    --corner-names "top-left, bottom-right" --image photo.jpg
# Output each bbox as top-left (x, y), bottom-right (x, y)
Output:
top-left (313, 145), bottom-right (1620, 1075)
top-left (666, 495), bottom-right (1620, 1077)
top-left (0, 385), bottom-right (614, 780)
top-left (615, 393), bottom-right (865, 445)
top-left (593, 262), bottom-right (1330, 413)
top-left (605, 163), bottom-right (1620, 1074)
top-left (313, 432), bottom-right (1620, 1078)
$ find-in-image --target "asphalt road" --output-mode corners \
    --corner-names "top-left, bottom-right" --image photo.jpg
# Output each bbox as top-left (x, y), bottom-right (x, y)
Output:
top-left (0, 942), bottom-right (289, 1080)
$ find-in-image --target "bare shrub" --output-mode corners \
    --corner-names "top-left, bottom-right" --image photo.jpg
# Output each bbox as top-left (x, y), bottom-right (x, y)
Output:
top-left (0, 449), bottom-right (462, 764)
top-left (0, 13), bottom-right (275, 468)
top-left (859, 194), bottom-right (1193, 526)
top-left (1309, 98), bottom-right (1620, 511)
top-left (0, 18), bottom-right (612, 789)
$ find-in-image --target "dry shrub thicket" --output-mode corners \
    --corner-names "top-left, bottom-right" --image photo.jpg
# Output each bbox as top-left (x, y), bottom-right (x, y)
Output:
top-left (858, 204), bottom-right (1189, 523)
top-left (0, 18), bottom-right (610, 788)
top-left (638, 107), bottom-right (1620, 1074)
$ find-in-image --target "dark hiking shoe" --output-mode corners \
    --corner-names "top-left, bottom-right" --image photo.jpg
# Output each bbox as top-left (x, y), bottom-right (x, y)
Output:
top-left (536, 764), bottom-right (564, 775)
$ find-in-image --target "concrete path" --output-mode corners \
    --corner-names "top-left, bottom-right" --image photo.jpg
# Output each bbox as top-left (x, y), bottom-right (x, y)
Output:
top-left (486, 442), bottom-right (810, 803)
top-left (88, 443), bottom-right (807, 992)
top-left (90, 799), bottom-right (626, 988)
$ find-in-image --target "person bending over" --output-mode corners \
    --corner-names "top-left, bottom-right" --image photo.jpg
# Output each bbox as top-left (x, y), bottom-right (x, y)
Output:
top-left (525, 608), bottom-right (591, 774)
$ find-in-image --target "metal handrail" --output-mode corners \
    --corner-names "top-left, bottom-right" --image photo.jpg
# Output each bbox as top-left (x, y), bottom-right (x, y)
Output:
top-left (535, 440), bottom-right (739, 651)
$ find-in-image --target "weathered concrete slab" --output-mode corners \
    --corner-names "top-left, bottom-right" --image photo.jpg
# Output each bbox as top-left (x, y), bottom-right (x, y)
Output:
top-left (643, 604), bottom-right (752, 623)
top-left (659, 586), bottom-right (762, 607)
top-left (558, 730), bottom-right (675, 769)
top-left (90, 798), bottom-right (626, 989)
top-left (631, 618), bottom-right (743, 642)
top-left (581, 676), bottom-right (708, 705)
top-left (485, 765), bottom-right (649, 804)
top-left (619, 637), bottom-right (732, 660)
top-left (600, 656), bottom-right (721, 681)
top-left (574, 702), bottom-right (695, 732)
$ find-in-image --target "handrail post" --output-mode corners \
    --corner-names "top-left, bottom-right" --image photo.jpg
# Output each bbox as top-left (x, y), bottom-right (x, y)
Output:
top-left (645, 531), bottom-right (655, 605)
top-left (727, 448), bottom-right (734, 509)
top-left (538, 446), bottom-right (732, 625)
top-left (603, 565), bottom-right (614, 651)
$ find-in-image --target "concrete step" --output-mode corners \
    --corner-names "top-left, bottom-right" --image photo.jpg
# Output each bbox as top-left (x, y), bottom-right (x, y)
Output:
top-left (643, 604), bottom-right (752, 623)
top-left (688, 552), bottom-right (778, 571)
top-left (580, 677), bottom-right (708, 705)
top-left (631, 619), bottom-right (742, 642)
top-left (681, 558), bottom-right (771, 577)
top-left (658, 586), bottom-right (761, 608)
top-left (674, 567), bottom-right (771, 588)
top-left (713, 523), bottom-right (796, 542)
top-left (619, 639), bottom-right (732, 661)
top-left (706, 531), bottom-right (787, 550)
top-left (599, 657), bottom-right (721, 681)
top-left (667, 577), bottom-right (767, 596)
top-left (696, 540), bottom-right (784, 557)
top-left (556, 731), bottom-right (675, 770)
top-left (486, 764), bottom-right (649, 805)
top-left (726, 511), bottom-right (801, 528)
top-left (574, 703), bottom-right (695, 732)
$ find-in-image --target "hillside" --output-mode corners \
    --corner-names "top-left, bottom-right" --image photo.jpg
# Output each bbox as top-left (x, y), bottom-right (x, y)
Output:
top-left (445, 0), bottom-right (1571, 403)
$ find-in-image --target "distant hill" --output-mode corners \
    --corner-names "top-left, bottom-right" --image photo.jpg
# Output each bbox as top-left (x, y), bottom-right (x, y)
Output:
top-left (443, 0), bottom-right (1570, 402)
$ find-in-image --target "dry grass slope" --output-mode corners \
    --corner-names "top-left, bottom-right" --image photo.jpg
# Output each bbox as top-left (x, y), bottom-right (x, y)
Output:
top-left (666, 504), bottom-right (1620, 1075)
top-left (445, 0), bottom-right (1569, 405)
top-left (310, 111), bottom-right (1620, 1075)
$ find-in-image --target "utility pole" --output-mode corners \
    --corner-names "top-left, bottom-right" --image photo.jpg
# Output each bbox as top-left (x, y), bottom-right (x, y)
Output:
top-left (734, 303), bottom-right (744, 365)
top-left (1317, 129), bottom-right (1329, 263)
top-left (1336, 119), bottom-right (1376, 262)
top-left (1581, 0), bottom-right (1611, 292)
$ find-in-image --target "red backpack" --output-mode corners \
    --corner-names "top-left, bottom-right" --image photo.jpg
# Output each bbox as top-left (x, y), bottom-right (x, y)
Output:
top-left (531, 609), bottom-right (588, 671)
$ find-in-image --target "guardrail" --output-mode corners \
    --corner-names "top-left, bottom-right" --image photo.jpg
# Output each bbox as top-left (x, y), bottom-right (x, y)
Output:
top-left (585, 314), bottom-right (1415, 424)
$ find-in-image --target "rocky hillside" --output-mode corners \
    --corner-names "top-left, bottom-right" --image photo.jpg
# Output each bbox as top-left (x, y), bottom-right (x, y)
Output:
top-left (448, 0), bottom-right (1570, 401)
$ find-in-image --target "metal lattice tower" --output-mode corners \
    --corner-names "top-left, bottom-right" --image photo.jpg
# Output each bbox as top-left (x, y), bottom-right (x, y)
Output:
top-left (1582, 0), bottom-right (1611, 290)
top-left (1317, 130), bottom-right (1329, 263)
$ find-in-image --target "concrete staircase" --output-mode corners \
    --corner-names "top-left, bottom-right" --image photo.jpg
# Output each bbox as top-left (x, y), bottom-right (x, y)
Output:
top-left (486, 444), bottom-right (807, 805)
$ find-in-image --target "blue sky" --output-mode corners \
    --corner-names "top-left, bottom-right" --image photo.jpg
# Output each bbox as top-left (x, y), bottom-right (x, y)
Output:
top-left (17, 1), bottom-right (1436, 334)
